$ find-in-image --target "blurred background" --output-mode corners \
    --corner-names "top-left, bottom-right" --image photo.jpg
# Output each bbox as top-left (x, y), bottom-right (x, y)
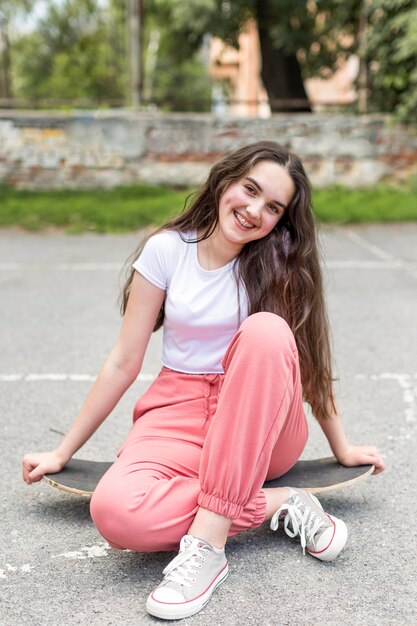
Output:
top-left (0, 0), bottom-right (416, 228)
top-left (2, 0), bottom-right (416, 118)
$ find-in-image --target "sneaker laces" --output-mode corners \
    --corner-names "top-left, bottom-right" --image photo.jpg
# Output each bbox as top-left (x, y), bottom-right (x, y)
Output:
top-left (162, 536), bottom-right (208, 589)
top-left (270, 495), bottom-right (326, 555)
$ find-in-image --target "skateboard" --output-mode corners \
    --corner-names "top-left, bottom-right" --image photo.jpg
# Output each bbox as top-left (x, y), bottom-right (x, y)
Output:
top-left (43, 457), bottom-right (374, 497)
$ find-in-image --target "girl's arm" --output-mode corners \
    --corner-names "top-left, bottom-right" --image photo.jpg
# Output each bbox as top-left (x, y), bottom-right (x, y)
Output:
top-left (317, 406), bottom-right (385, 474)
top-left (22, 272), bottom-right (165, 484)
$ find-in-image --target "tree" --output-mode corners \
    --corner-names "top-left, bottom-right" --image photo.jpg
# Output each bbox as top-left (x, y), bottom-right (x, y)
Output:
top-left (365, 0), bottom-right (417, 122)
top-left (11, 0), bottom-right (212, 111)
top-left (142, 1), bottom-right (212, 111)
top-left (149, 0), bottom-right (353, 113)
top-left (12, 0), bottom-right (127, 104)
top-left (8, 0), bottom-right (417, 120)
top-left (150, 0), bottom-right (417, 120)
top-left (0, 0), bottom-right (31, 99)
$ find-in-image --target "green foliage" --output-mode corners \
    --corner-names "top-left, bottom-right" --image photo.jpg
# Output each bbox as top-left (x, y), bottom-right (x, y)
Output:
top-left (7, 0), bottom-right (417, 119)
top-left (10, 0), bottom-right (212, 110)
top-left (150, 0), bottom-right (249, 54)
top-left (12, 0), bottom-right (127, 103)
top-left (0, 0), bottom-right (32, 98)
top-left (365, 0), bottom-right (417, 122)
top-left (148, 0), bottom-right (417, 121)
top-left (143, 11), bottom-right (210, 110)
top-left (147, 1), bottom-right (360, 79)
top-left (151, 57), bottom-right (211, 112)
top-left (0, 0), bottom-right (31, 21)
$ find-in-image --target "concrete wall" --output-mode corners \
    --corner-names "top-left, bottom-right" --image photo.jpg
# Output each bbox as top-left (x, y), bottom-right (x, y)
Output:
top-left (0, 111), bottom-right (416, 189)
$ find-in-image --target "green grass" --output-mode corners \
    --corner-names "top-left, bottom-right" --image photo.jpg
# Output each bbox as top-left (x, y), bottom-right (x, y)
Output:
top-left (0, 183), bottom-right (416, 232)
top-left (0, 184), bottom-right (188, 233)
top-left (314, 185), bottom-right (417, 223)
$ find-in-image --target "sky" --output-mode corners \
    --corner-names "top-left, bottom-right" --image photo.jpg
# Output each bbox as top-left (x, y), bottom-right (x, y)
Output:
top-left (14, 1), bottom-right (49, 34)
top-left (14, 0), bottom-right (108, 35)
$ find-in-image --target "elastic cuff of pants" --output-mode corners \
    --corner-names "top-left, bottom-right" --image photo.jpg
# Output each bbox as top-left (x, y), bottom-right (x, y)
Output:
top-left (198, 491), bottom-right (244, 520)
top-left (251, 490), bottom-right (267, 528)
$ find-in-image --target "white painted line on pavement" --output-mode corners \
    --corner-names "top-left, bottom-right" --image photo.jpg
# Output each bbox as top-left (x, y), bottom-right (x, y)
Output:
top-left (346, 230), bottom-right (397, 262)
top-left (26, 373), bottom-right (67, 381)
top-left (355, 372), bottom-right (417, 422)
top-left (52, 543), bottom-right (111, 560)
top-left (1, 543), bottom-right (112, 579)
top-left (1, 260), bottom-right (416, 271)
top-left (0, 372), bottom-right (156, 382)
top-left (326, 260), bottom-right (410, 269)
top-left (345, 230), bottom-right (417, 279)
top-left (3, 370), bottom-right (415, 422)
top-left (0, 262), bottom-right (121, 271)
top-left (0, 374), bottom-right (22, 381)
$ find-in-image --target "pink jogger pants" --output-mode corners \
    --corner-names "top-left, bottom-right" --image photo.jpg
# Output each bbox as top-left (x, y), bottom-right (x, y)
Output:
top-left (90, 312), bottom-right (308, 552)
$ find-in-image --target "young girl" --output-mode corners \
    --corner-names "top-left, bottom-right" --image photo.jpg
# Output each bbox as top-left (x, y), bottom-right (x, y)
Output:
top-left (22, 142), bottom-right (384, 621)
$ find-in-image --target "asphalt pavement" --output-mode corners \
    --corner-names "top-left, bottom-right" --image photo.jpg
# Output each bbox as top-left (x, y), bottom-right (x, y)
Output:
top-left (1, 223), bottom-right (416, 625)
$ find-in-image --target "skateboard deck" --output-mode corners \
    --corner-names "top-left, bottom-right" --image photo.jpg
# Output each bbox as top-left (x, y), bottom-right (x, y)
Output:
top-left (43, 457), bottom-right (374, 497)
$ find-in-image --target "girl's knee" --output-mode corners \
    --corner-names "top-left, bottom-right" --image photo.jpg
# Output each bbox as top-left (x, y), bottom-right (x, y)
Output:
top-left (240, 312), bottom-right (296, 352)
top-left (90, 480), bottom-right (124, 546)
top-left (90, 477), bottom-right (155, 552)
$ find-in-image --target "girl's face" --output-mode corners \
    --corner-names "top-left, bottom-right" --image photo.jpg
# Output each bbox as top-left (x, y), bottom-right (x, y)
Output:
top-left (217, 160), bottom-right (295, 250)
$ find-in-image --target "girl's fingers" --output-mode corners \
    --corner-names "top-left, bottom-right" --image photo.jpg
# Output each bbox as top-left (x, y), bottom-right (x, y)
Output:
top-left (22, 455), bottom-right (42, 484)
top-left (339, 445), bottom-right (385, 474)
top-left (28, 467), bottom-right (45, 483)
top-left (359, 449), bottom-right (384, 474)
top-left (371, 456), bottom-right (385, 474)
top-left (22, 459), bottom-right (34, 483)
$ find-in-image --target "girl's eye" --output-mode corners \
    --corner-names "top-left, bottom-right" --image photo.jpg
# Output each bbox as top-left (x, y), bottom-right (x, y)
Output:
top-left (244, 185), bottom-right (256, 194)
top-left (268, 204), bottom-right (279, 214)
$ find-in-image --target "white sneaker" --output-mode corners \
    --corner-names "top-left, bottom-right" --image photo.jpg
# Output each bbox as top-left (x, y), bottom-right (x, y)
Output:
top-left (270, 487), bottom-right (348, 561)
top-left (146, 535), bottom-right (229, 620)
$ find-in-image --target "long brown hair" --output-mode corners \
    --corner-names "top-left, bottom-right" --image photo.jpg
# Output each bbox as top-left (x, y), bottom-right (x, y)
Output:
top-left (121, 141), bottom-right (335, 420)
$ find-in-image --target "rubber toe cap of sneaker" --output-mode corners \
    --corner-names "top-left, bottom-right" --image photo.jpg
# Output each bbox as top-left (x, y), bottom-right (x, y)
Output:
top-left (151, 587), bottom-right (185, 603)
top-left (309, 518), bottom-right (348, 561)
top-left (314, 526), bottom-right (337, 552)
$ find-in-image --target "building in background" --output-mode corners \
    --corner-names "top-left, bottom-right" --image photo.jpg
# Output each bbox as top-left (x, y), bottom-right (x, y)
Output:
top-left (209, 20), bottom-right (358, 117)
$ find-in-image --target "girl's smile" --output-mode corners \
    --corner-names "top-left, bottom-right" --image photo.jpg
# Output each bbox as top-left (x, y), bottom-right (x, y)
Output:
top-left (233, 210), bottom-right (257, 230)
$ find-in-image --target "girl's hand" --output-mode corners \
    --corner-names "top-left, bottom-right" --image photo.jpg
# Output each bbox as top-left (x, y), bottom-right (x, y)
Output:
top-left (335, 445), bottom-right (385, 475)
top-left (22, 450), bottom-right (68, 485)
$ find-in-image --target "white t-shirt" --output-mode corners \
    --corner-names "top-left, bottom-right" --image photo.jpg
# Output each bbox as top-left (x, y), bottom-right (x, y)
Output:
top-left (133, 230), bottom-right (249, 373)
